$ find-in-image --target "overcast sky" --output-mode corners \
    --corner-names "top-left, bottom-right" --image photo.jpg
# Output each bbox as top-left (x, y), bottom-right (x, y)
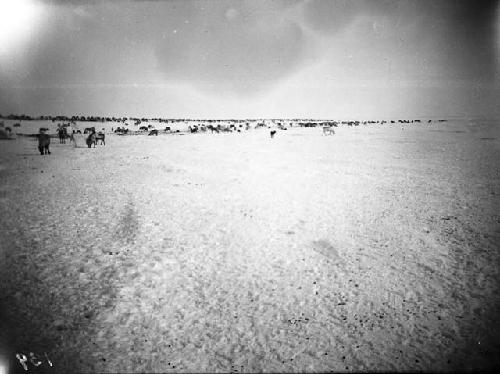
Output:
top-left (0, 0), bottom-right (498, 119)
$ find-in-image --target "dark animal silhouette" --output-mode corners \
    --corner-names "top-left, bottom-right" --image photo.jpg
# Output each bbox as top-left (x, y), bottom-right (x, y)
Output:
top-left (114, 127), bottom-right (129, 134)
top-left (270, 130), bottom-right (276, 138)
top-left (207, 125), bottom-right (219, 133)
top-left (148, 129), bottom-right (158, 136)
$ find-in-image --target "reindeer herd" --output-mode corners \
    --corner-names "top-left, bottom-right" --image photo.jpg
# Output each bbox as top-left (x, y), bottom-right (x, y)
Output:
top-left (34, 118), bottom-right (439, 154)
top-left (109, 117), bottom-right (436, 140)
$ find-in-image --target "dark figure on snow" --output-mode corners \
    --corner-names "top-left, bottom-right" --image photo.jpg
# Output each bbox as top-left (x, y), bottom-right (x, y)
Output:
top-left (86, 129), bottom-right (97, 148)
top-left (96, 130), bottom-right (105, 145)
top-left (58, 126), bottom-right (67, 144)
top-left (38, 129), bottom-right (51, 155)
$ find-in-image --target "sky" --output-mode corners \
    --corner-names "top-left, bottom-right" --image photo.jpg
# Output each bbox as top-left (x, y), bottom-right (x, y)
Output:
top-left (0, 0), bottom-right (498, 119)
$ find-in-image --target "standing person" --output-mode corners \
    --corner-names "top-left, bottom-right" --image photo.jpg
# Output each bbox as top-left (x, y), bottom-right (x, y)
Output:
top-left (57, 125), bottom-right (63, 144)
top-left (62, 126), bottom-right (68, 143)
top-left (86, 128), bottom-right (96, 148)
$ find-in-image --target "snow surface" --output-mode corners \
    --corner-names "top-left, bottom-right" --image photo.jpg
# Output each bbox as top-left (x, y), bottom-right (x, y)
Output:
top-left (1, 120), bottom-right (499, 372)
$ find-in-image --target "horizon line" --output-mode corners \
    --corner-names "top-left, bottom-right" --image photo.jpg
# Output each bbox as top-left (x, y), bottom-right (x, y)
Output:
top-left (2, 114), bottom-right (491, 122)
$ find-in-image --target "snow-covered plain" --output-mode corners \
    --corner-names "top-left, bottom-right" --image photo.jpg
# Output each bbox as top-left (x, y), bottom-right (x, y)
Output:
top-left (1, 120), bottom-right (499, 372)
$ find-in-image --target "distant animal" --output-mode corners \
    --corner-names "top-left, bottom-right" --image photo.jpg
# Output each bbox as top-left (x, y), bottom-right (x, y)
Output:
top-left (148, 129), bottom-right (158, 136)
top-left (323, 127), bottom-right (335, 135)
top-left (164, 127), bottom-right (171, 132)
top-left (38, 131), bottom-right (51, 155)
top-left (270, 130), bottom-right (276, 138)
top-left (114, 127), bottom-right (128, 135)
top-left (207, 125), bottom-right (219, 133)
top-left (96, 132), bottom-right (105, 145)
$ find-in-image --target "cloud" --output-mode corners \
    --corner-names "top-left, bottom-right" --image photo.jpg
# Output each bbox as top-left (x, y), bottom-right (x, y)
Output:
top-left (37, 0), bottom-right (101, 5)
top-left (303, 0), bottom-right (499, 83)
top-left (225, 8), bottom-right (239, 20)
top-left (153, 1), bottom-right (310, 96)
top-left (4, 0), bottom-right (498, 118)
top-left (302, 0), bottom-right (362, 34)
